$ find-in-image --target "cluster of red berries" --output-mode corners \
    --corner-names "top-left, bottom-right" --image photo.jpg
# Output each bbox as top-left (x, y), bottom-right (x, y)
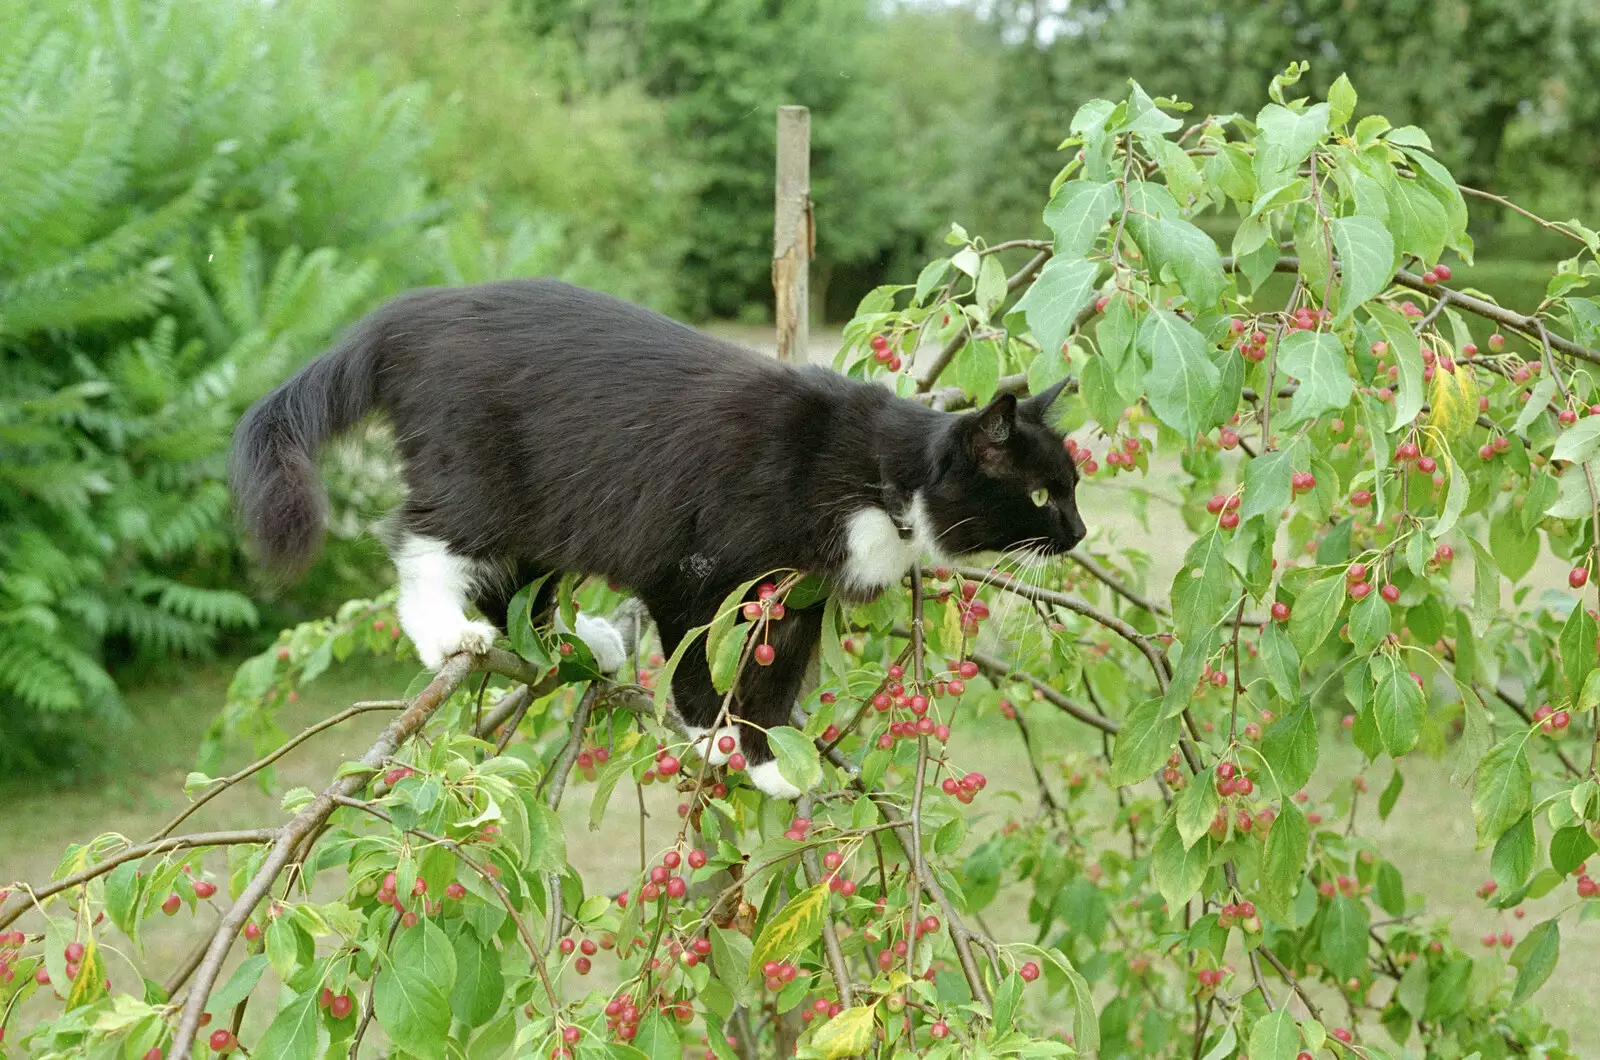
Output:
top-left (1194, 966), bottom-right (1229, 991)
top-left (1421, 263), bottom-right (1454, 285)
top-left (939, 772), bottom-right (987, 804)
top-left (1531, 704), bottom-right (1572, 736)
top-left (603, 995), bottom-right (646, 1041)
top-left (1199, 661), bottom-right (1229, 690)
top-left (1419, 346), bottom-right (1459, 384)
top-left (1103, 437), bottom-right (1143, 471)
top-left (800, 996), bottom-right (844, 1024)
top-left (1575, 859), bottom-right (1598, 898)
top-left (317, 986), bottom-right (355, 1019)
top-left (1477, 435), bottom-right (1510, 462)
top-left (1216, 900), bottom-right (1259, 931)
top-left (1394, 440), bottom-right (1438, 474)
top-left (1214, 762), bottom-right (1253, 797)
top-left (1062, 437), bottom-right (1098, 475)
top-left (371, 870), bottom-right (456, 928)
top-left (820, 849), bottom-right (858, 896)
top-left (638, 848), bottom-right (701, 906)
top-left (1204, 492), bottom-right (1241, 530)
top-left (1480, 930), bottom-right (1518, 948)
top-left (760, 959), bottom-right (801, 992)
top-left (574, 744), bottom-right (611, 780)
top-left (1228, 318), bottom-right (1270, 362)
top-left (869, 334), bottom-right (903, 372)
top-left (1289, 470), bottom-right (1316, 494)
top-left (0, 930), bottom-right (27, 986)
top-left (1286, 304), bottom-right (1331, 332)
top-left (1317, 873), bottom-right (1362, 900)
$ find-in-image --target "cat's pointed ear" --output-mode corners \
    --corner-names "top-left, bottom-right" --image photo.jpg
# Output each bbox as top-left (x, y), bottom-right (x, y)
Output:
top-left (1022, 379), bottom-right (1070, 421)
top-left (968, 393), bottom-right (1018, 458)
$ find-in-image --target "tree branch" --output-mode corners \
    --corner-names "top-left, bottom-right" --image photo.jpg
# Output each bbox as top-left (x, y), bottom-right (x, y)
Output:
top-left (166, 649), bottom-right (562, 1060)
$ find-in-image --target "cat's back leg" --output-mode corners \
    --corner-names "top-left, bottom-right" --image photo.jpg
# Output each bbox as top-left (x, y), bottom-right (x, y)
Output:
top-left (391, 529), bottom-right (502, 670)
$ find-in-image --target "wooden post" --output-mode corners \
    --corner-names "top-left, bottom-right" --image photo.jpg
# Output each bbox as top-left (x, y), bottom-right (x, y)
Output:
top-left (772, 105), bottom-right (812, 364)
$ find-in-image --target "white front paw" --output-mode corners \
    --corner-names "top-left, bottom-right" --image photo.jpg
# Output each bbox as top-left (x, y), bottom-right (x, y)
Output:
top-left (688, 725), bottom-right (742, 766)
top-left (411, 619), bottom-right (499, 670)
top-left (746, 760), bottom-right (804, 800)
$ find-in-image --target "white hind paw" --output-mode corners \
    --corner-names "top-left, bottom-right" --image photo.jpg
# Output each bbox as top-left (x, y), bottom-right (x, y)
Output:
top-left (746, 760), bottom-right (804, 800)
top-left (688, 725), bottom-right (742, 766)
top-left (411, 619), bottom-right (499, 670)
top-left (554, 611), bottom-right (628, 673)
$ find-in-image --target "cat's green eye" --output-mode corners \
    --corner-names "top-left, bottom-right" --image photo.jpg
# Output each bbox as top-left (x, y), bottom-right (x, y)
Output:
top-left (1031, 487), bottom-right (1050, 507)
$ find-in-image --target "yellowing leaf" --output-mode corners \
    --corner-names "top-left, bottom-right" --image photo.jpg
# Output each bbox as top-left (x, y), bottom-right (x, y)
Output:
top-left (1427, 363), bottom-right (1479, 440)
top-left (809, 1004), bottom-right (876, 1059)
top-left (748, 884), bottom-right (829, 977)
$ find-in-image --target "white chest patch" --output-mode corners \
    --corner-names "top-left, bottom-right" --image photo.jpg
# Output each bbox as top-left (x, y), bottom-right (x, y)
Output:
top-left (839, 491), bottom-right (944, 594)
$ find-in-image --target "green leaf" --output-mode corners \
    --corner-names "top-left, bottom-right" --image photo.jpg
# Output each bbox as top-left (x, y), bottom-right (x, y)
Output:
top-left (1377, 768), bottom-right (1404, 821)
top-left (1263, 802), bottom-right (1309, 907)
top-left (1261, 621), bottom-right (1301, 700)
top-left (1551, 416), bottom-right (1600, 464)
top-left (1371, 655), bottom-right (1424, 757)
top-left (1397, 956), bottom-right (1429, 1019)
top-left (1473, 737), bottom-right (1532, 847)
top-left (1550, 826), bottom-right (1597, 877)
top-left (1328, 73), bottom-right (1357, 128)
top-left (449, 927), bottom-right (503, 1028)
top-left (1043, 181), bottom-right (1118, 258)
top-left (1152, 817), bottom-right (1212, 909)
top-left (1288, 574), bottom-right (1345, 656)
top-left (207, 954), bottom-right (268, 1016)
top-left (1254, 102), bottom-right (1330, 188)
top-left (1559, 603), bottom-right (1598, 697)
top-left (767, 726), bottom-right (822, 793)
top-left (1260, 699), bottom-right (1318, 797)
top-left (1510, 919), bottom-right (1560, 1004)
top-left (1368, 306), bottom-right (1425, 432)
top-left (1171, 530), bottom-right (1234, 641)
top-left (1015, 257), bottom-right (1100, 360)
top-left (1241, 449), bottom-right (1294, 526)
top-left (810, 1005), bottom-right (876, 1059)
top-left (1546, 459), bottom-right (1600, 519)
top-left (1249, 1008), bottom-right (1301, 1060)
top-left (711, 926), bottom-right (755, 1007)
top-left (820, 597), bottom-right (848, 686)
top-left (1125, 212), bottom-right (1227, 308)
top-left (254, 988), bottom-right (320, 1060)
top-left (1108, 698), bottom-right (1179, 787)
top-left (1330, 217), bottom-right (1394, 323)
top-left (709, 620), bottom-right (749, 694)
top-left (1320, 896), bottom-right (1369, 981)
top-left (1176, 767), bottom-right (1221, 850)
top-left (1387, 179), bottom-right (1448, 265)
top-left (1491, 813), bottom-right (1535, 894)
top-left (633, 1011), bottom-right (682, 1060)
top-left (375, 918), bottom-right (456, 1059)
top-left (749, 884), bottom-right (829, 976)
top-left (1349, 589), bottom-right (1391, 654)
top-left (1277, 331), bottom-right (1353, 425)
top-left (1139, 310), bottom-right (1220, 439)
top-left (1489, 506), bottom-right (1539, 582)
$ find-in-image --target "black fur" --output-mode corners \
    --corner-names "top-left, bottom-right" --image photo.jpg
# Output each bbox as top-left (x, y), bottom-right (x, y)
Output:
top-left (231, 279), bottom-right (1087, 765)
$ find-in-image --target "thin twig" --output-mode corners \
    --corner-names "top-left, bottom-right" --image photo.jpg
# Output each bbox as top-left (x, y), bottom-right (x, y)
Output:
top-left (152, 703), bottom-right (405, 841)
top-left (796, 794), bottom-right (855, 1008)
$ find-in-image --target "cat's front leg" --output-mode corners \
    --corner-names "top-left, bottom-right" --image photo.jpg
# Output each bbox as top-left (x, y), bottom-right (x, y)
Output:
top-left (730, 601), bottom-right (827, 800)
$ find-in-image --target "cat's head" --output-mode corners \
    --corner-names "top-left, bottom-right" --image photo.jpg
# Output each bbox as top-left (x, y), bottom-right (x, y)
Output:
top-left (922, 381), bottom-right (1087, 559)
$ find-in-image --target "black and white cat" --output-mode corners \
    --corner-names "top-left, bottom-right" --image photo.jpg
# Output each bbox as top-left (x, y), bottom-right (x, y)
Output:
top-left (231, 279), bottom-right (1087, 798)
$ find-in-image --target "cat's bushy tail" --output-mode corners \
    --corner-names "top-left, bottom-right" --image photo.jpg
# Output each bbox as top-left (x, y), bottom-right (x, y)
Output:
top-left (230, 315), bottom-right (386, 576)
